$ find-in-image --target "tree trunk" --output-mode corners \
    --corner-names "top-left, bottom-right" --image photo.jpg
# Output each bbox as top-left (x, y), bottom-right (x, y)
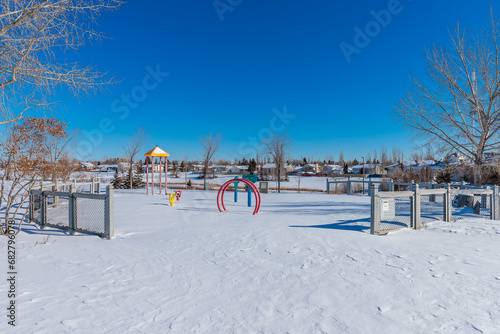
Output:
top-left (277, 164), bottom-right (281, 193)
top-left (129, 159), bottom-right (133, 189)
top-left (203, 166), bottom-right (207, 190)
top-left (473, 163), bottom-right (482, 187)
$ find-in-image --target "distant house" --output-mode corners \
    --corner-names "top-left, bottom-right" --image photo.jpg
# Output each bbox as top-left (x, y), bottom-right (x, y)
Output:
top-left (97, 164), bottom-right (118, 173)
top-left (446, 153), bottom-right (466, 164)
top-left (302, 163), bottom-right (321, 174)
top-left (385, 160), bottom-right (441, 177)
top-left (226, 165), bottom-right (248, 174)
top-left (350, 164), bottom-right (386, 175)
top-left (141, 163), bottom-right (163, 173)
top-left (325, 165), bottom-right (344, 174)
top-left (80, 162), bottom-right (95, 170)
top-left (118, 162), bottom-right (131, 171)
top-left (209, 165), bottom-right (227, 174)
top-left (190, 165), bottom-right (204, 172)
top-left (262, 163), bottom-right (295, 174)
top-left (484, 152), bottom-right (500, 163)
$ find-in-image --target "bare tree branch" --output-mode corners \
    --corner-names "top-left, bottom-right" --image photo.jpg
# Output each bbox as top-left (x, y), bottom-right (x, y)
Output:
top-left (199, 132), bottom-right (223, 189)
top-left (394, 7), bottom-right (500, 185)
top-left (261, 132), bottom-right (293, 193)
top-left (0, 0), bottom-right (123, 125)
top-left (122, 127), bottom-right (150, 189)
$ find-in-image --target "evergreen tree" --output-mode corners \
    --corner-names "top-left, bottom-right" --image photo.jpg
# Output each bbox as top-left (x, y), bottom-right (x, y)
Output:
top-left (111, 169), bottom-right (124, 189)
top-left (122, 168), bottom-right (145, 189)
top-left (248, 158), bottom-right (257, 173)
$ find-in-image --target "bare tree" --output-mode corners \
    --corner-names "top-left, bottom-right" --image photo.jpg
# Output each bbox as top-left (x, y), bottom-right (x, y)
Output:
top-left (0, 117), bottom-right (67, 234)
top-left (0, 0), bottom-right (123, 125)
top-left (262, 132), bottom-right (293, 193)
top-left (199, 132), bottom-right (223, 190)
top-left (122, 127), bottom-right (149, 189)
top-left (380, 146), bottom-right (389, 165)
top-left (395, 9), bottom-right (500, 186)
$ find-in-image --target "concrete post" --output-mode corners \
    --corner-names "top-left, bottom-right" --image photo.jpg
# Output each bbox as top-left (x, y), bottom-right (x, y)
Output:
top-left (370, 184), bottom-right (380, 235)
top-left (68, 184), bottom-right (76, 234)
top-left (105, 185), bottom-right (114, 240)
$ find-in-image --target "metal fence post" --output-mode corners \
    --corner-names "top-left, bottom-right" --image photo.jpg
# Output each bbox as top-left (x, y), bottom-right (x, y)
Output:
top-left (68, 184), bottom-right (76, 234)
top-left (40, 190), bottom-right (46, 229)
top-left (389, 178), bottom-right (394, 192)
top-left (326, 179), bottom-right (330, 194)
top-left (54, 179), bottom-right (59, 207)
top-left (91, 178), bottom-right (95, 194)
top-left (370, 184), bottom-right (380, 235)
top-left (28, 190), bottom-right (33, 223)
top-left (105, 185), bottom-right (114, 240)
top-left (413, 184), bottom-right (421, 229)
top-left (368, 179), bottom-right (373, 196)
top-left (347, 177), bottom-right (351, 195)
top-left (460, 180), bottom-right (465, 190)
top-left (493, 185), bottom-right (499, 220)
top-left (444, 184), bottom-right (452, 222)
top-left (429, 181), bottom-right (435, 202)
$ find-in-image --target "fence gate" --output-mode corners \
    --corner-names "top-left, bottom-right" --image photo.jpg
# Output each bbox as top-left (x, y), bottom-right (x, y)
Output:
top-left (29, 185), bottom-right (114, 240)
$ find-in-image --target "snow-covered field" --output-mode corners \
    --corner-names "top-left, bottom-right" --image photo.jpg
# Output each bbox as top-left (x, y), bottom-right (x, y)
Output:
top-left (2, 189), bottom-right (500, 333)
top-left (83, 170), bottom-right (363, 192)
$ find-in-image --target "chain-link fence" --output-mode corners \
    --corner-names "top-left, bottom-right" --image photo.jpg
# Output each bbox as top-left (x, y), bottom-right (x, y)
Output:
top-left (378, 196), bottom-right (413, 233)
top-left (29, 186), bottom-right (114, 239)
top-left (46, 195), bottom-right (70, 228)
top-left (371, 184), bottom-right (500, 235)
top-left (450, 189), bottom-right (493, 220)
top-left (74, 195), bottom-right (106, 234)
top-left (29, 190), bottom-right (43, 224)
top-left (419, 193), bottom-right (446, 224)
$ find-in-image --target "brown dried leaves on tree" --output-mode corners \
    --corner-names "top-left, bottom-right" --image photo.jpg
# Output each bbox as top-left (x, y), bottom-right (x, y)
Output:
top-left (1, 117), bottom-right (68, 234)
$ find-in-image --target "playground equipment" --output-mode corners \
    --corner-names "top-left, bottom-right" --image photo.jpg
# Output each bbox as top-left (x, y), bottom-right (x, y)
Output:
top-left (217, 178), bottom-right (261, 215)
top-left (167, 191), bottom-right (182, 206)
top-left (144, 146), bottom-right (169, 195)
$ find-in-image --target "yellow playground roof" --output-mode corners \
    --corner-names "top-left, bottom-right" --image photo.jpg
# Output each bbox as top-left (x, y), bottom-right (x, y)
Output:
top-left (144, 146), bottom-right (170, 157)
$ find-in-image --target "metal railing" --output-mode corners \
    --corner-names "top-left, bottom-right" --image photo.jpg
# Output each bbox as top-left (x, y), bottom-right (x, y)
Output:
top-left (29, 184), bottom-right (114, 240)
top-left (370, 184), bottom-right (499, 235)
top-left (34, 178), bottom-right (102, 194)
top-left (327, 178), bottom-right (479, 195)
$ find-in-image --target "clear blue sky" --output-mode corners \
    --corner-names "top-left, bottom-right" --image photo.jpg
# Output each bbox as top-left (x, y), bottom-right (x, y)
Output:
top-left (54, 0), bottom-right (496, 162)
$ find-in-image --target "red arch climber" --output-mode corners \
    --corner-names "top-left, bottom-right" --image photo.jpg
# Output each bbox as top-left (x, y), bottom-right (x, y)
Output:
top-left (217, 178), bottom-right (261, 215)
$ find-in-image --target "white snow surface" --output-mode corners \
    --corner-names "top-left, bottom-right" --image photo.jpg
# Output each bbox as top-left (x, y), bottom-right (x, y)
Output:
top-left (2, 189), bottom-right (500, 333)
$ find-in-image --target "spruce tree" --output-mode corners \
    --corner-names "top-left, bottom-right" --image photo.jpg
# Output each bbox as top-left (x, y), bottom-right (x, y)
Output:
top-left (111, 169), bottom-right (124, 189)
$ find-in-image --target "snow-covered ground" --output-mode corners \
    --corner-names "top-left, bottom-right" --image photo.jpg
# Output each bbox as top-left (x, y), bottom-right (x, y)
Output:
top-left (2, 189), bottom-right (500, 333)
